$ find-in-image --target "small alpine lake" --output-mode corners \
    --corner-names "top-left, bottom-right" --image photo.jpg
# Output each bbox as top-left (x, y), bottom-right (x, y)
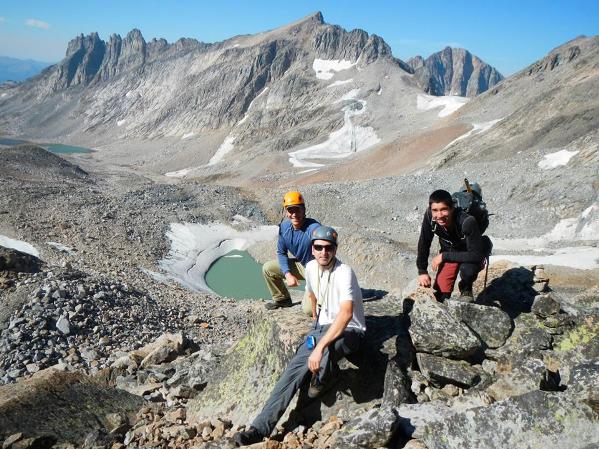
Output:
top-left (0, 138), bottom-right (93, 154)
top-left (205, 250), bottom-right (305, 300)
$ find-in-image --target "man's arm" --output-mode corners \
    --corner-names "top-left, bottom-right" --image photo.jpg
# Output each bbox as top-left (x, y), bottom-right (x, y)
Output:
top-left (308, 300), bottom-right (353, 373)
top-left (416, 210), bottom-right (434, 287)
top-left (276, 228), bottom-right (291, 275)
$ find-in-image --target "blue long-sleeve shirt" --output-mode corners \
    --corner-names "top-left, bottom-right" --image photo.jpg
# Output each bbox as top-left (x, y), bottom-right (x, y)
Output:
top-left (277, 218), bottom-right (321, 274)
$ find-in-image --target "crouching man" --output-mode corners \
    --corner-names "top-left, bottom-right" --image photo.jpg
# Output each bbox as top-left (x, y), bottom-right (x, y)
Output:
top-left (235, 225), bottom-right (366, 446)
top-left (417, 189), bottom-right (487, 302)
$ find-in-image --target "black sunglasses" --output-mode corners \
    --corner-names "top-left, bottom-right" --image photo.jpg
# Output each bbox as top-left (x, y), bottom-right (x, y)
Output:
top-left (313, 243), bottom-right (335, 252)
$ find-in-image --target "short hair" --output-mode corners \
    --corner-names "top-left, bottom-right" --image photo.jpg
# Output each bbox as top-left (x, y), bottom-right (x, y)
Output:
top-left (428, 189), bottom-right (454, 208)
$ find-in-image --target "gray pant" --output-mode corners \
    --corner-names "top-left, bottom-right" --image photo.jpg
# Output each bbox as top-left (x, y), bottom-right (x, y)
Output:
top-left (251, 324), bottom-right (364, 436)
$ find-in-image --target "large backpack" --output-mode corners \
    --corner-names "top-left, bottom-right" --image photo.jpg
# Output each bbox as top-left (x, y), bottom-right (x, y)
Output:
top-left (451, 178), bottom-right (490, 234)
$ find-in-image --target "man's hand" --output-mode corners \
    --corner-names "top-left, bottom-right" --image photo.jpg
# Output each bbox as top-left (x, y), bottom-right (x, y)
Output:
top-left (418, 273), bottom-right (431, 287)
top-left (285, 272), bottom-right (299, 287)
top-left (308, 346), bottom-right (323, 373)
top-left (431, 254), bottom-right (443, 271)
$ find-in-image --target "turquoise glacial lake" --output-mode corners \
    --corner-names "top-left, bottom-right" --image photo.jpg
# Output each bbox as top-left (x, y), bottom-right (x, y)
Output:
top-left (205, 250), bottom-right (305, 300)
top-left (0, 138), bottom-right (92, 154)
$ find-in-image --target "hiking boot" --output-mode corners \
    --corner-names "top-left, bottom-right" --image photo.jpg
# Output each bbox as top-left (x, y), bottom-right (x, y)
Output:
top-left (234, 427), bottom-right (264, 446)
top-left (308, 373), bottom-right (338, 399)
top-left (264, 298), bottom-right (293, 310)
top-left (458, 289), bottom-right (474, 302)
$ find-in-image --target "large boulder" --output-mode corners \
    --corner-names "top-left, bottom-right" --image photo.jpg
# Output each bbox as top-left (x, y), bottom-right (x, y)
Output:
top-left (416, 353), bottom-right (483, 388)
top-left (0, 368), bottom-right (144, 444)
top-left (419, 390), bottom-right (599, 449)
top-left (408, 295), bottom-right (482, 359)
top-left (446, 301), bottom-right (513, 349)
top-left (330, 407), bottom-right (399, 449)
top-left (0, 246), bottom-right (42, 273)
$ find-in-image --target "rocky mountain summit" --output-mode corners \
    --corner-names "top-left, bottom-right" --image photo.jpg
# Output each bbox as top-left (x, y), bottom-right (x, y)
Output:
top-left (406, 47), bottom-right (504, 97)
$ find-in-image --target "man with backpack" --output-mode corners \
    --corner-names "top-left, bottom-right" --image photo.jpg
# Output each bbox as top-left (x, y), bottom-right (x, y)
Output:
top-left (262, 191), bottom-right (320, 312)
top-left (235, 225), bottom-right (366, 446)
top-left (416, 186), bottom-right (490, 302)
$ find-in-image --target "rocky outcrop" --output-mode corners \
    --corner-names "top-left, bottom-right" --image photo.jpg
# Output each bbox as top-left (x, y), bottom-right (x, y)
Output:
top-left (0, 368), bottom-right (144, 444)
top-left (407, 47), bottom-right (503, 97)
top-left (0, 247), bottom-right (42, 273)
top-left (0, 145), bottom-right (88, 182)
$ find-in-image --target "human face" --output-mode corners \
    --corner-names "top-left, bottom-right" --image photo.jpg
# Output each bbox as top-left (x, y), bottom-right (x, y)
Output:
top-left (430, 201), bottom-right (454, 228)
top-left (312, 239), bottom-right (337, 267)
top-left (286, 205), bottom-right (305, 229)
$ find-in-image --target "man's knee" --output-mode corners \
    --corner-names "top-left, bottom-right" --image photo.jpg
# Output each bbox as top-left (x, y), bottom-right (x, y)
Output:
top-left (459, 262), bottom-right (482, 283)
top-left (263, 260), bottom-right (282, 278)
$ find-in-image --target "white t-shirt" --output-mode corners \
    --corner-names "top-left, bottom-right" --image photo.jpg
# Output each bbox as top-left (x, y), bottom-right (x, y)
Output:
top-left (305, 258), bottom-right (366, 331)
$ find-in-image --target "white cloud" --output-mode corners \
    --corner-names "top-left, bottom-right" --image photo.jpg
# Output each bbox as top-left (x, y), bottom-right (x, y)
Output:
top-left (25, 19), bottom-right (50, 29)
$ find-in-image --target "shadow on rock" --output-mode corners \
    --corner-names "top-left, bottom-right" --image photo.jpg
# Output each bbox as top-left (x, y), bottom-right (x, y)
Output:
top-left (477, 267), bottom-right (537, 318)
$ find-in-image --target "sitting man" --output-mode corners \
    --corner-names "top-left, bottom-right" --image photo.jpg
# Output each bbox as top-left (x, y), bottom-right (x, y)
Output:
top-left (417, 189), bottom-right (487, 302)
top-left (235, 225), bottom-right (366, 446)
top-left (262, 191), bottom-right (320, 313)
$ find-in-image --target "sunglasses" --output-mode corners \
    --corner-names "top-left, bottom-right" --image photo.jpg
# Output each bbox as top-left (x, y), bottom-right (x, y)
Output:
top-left (286, 207), bottom-right (303, 214)
top-left (313, 243), bottom-right (335, 252)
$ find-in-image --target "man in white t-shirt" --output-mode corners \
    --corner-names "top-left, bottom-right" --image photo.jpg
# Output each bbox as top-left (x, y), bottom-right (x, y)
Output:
top-left (234, 225), bottom-right (366, 446)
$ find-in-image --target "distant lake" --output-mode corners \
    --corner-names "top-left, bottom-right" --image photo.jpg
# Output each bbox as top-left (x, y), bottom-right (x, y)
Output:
top-left (0, 138), bottom-right (93, 154)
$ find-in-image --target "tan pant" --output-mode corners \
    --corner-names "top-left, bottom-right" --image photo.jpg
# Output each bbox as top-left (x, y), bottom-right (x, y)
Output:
top-left (262, 259), bottom-right (312, 315)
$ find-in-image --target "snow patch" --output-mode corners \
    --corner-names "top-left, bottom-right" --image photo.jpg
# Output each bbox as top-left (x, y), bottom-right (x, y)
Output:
top-left (1, 93), bottom-right (7, 98)
top-left (237, 87), bottom-right (268, 125)
top-left (491, 203), bottom-right (599, 269)
top-left (158, 222), bottom-right (278, 292)
top-left (0, 235), bottom-right (39, 257)
top-left (298, 168), bottom-right (319, 174)
top-left (47, 241), bottom-right (74, 255)
top-left (377, 86), bottom-right (382, 96)
top-left (337, 88), bottom-right (361, 102)
top-left (164, 168), bottom-right (193, 178)
top-left (491, 247), bottom-right (599, 270)
top-left (182, 132), bottom-right (195, 140)
top-left (444, 118), bottom-right (503, 149)
top-left (313, 59), bottom-right (356, 80)
top-left (117, 120), bottom-right (126, 127)
top-left (417, 94), bottom-right (469, 118)
top-left (208, 136), bottom-right (236, 166)
top-left (288, 99), bottom-right (379, 167)
top-left (327, 79), bottom-right (353, 88)
top-left (538, 149), bottom-right (579, 170)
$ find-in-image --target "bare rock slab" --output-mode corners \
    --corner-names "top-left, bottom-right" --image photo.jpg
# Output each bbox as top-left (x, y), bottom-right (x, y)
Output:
top-left (420, 390), bottom-right (599, 449)
top-left (0, 368), bottom-right (144, 444)
top-left (408, 296), bottom-right (482, 359)
top-left (446, 301), bottom-right (513, 349)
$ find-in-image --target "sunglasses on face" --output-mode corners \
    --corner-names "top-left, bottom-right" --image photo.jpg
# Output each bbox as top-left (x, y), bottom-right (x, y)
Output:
top-left (313, 244), bottom-right (335, 252)
top-left (286, 207), bottom-right (303, 214)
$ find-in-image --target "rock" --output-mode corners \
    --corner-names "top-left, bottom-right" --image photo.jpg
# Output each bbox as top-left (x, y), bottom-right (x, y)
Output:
top-left (420, 390), bottom-right (599, 449)
top-left (331, 407), bottom-right (398, 449)
top-left (532, 293), bottom-right (561, 318)
top-left (567, 363), bottom-right (599, 399)
top-left (416, 353), bottom-right (483, 388)
top-left (137, 333), bottom-right (189, 368)
top-left (55, 316), bottom-right (71, 335)
top-left (486, 356), bottom-right (547, 401)
top-left (408, 296), bottom-right (482, 359)
top-left (446, 301), bottom-right (512, 349)
top-left (9, 436), bottom-right (56, 449)
top-left (394, 401), bottom-right (459, 440)
top-left (0, 369), bottom-right (144, 444)
top-left (2, 433), bottom-right (23, 449)
top-left (382, 357), bottom-right (416, 407)
top-left (0, 247), bottom-right (42, 273)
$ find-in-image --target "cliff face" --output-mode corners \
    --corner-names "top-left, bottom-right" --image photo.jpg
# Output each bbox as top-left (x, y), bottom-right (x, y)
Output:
top-left (407, 47), bottom-right (504, 97)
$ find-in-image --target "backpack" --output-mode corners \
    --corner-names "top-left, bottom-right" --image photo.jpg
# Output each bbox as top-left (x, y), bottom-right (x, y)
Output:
top-left (451, 179), bottom-right (490, 234)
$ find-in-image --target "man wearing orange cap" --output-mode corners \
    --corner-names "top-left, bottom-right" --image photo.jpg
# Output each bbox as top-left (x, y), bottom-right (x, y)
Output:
top-left (262, 191), bottom-right (320, 312)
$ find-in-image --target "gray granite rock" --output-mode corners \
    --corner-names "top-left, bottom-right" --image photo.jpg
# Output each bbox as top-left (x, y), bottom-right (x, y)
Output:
top-left (408, 297), bottom-right (482, 359)
top-left (446, 301), bottom-right (513, 349)
top-left (416, 353), bottom-right (483, 388)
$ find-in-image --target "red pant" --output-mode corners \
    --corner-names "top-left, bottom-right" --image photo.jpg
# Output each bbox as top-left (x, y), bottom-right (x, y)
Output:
top-left (433, 262), bottom-right (461, 294)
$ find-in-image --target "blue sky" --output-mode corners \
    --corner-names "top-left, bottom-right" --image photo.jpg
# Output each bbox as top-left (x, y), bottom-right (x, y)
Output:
top-left (0, 1), bottom-right (597, 75)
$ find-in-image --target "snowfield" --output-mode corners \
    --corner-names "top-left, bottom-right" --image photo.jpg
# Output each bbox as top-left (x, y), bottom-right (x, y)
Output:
top-left (491, 202), bottom-right (599, 269)
top-left (416, 94), bottom-right (469, 117)
top-left (538, 149), bottom-right (579, 169)
top-left (0, 235), bottom-right (39, 257)
top-left (208, 136), bottom-right (236, 166)
top-left (313, 59), bottom-right (356, 80)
